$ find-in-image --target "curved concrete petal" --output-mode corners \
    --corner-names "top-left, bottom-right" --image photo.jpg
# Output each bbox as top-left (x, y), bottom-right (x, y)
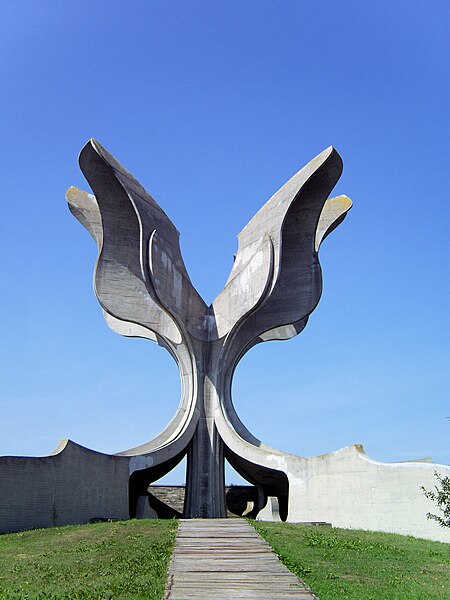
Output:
top-left (103, 310), bottom-right (158, 342)
top-left (78, 140), bottom-right (183, 345)
top-left (212, 234), bottom-right (274, 339)
top-left (222, 148), bottom-right (344, 361)
top-left (66, 186), bottom-right (103, 245)
top-left (86, 140), bottom-right (207, 340)
top-left (148, 230), bottom-right (208, 339)
top-left (315, 194), bottom-right (352, 251)
top-left (116, 340), bottom-right (200, 463)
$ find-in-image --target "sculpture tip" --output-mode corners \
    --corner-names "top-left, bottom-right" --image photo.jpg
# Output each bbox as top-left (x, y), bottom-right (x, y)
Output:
top-left (88, 138), bottom-right (102, 153)
top-left (65, 185), bottom-right (77, 203)
top-left (312, 146), bottom-right (341, 167)
top-left (325, 145), bottom-right (339, 157)
top-left (78, 138), bottom-right (108, 168)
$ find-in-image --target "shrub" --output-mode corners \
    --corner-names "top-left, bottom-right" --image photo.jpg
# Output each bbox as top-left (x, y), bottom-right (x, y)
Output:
top-left (422, 471), bottom-right (450, 528)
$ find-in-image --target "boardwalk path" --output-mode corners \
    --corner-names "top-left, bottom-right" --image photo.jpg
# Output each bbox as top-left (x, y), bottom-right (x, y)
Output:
top-left (164, 519), bottom-right (318, 599)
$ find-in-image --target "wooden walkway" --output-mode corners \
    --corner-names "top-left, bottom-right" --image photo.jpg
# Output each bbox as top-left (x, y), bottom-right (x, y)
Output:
top-left (164, 519), bottom-right (318, 599)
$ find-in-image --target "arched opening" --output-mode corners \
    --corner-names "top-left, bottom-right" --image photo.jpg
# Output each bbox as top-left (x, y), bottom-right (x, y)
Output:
top-left (128, 442), bottom-right (289, 521)
top-left (128, 450), bottom-right (187, 519)
top-left (224, 445), bottom-right (289, 521)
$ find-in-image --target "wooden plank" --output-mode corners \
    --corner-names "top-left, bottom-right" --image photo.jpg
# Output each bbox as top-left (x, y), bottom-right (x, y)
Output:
top-left (164, 519), bottom-right (318, 599)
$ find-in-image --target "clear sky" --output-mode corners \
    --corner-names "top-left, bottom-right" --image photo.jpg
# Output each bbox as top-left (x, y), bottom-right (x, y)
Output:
top-left (0, 1), bottom-right (448, 483)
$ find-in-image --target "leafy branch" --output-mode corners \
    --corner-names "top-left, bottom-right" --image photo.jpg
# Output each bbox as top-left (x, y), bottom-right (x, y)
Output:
top-left (421, 471), bottom-right (450, 528)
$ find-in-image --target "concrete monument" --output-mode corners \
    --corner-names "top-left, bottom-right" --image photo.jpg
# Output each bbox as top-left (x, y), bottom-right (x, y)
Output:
top-left (66, 140), bottom-right (352, 520)
top-left (0, 141), bottom-right (448, 542)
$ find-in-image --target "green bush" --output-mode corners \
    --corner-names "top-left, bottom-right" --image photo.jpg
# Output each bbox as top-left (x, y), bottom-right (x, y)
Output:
top-left (422, 471), bottom-right (450, 528)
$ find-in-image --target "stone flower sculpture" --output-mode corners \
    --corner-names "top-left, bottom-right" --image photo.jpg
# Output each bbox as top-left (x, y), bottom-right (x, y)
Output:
top-left (66, 140), bottom-right (352, 519)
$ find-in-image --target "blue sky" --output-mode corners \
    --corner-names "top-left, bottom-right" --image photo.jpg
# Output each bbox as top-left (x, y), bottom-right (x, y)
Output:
top-left (0, 1), bottom-right (448, 483)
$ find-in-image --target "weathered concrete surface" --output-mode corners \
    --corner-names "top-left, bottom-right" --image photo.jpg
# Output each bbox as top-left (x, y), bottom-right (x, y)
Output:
top-left (65, 140), bottom-right (352, 520)
top-left (0, 440), bottom-right (130, 533)
top-left (257, 445), bottom-right (450, 543)
top-left (164, 519), bottom-right (318, 599)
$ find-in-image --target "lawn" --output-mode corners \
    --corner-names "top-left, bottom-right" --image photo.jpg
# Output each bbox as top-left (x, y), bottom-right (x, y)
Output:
top-left (252, 521), bottom-right (450, 599)
top-left (1, 519), bottom-right (449, 599)
top-left (0, 519), bottom-right (177, 600)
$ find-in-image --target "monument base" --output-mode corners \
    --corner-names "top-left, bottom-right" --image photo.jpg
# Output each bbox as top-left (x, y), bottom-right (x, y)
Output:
top-left (0, 440), bottom-right (448, 542)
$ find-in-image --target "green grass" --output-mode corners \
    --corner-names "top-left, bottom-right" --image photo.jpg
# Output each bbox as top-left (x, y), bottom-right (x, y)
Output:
top-left (2, 519), bottom-right (449, 599)
top-left (0, 519), bottom-right (177, 600)
top-left (252, 521), bottom-right (450, 599)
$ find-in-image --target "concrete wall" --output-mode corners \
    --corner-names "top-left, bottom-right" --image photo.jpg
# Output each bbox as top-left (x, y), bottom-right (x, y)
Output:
top-left (257, 445), bottom-right (450, 543)
top-left (0, 440), bottom-right (130, 533)
top-left (2, 439), bottom-right (448, 543)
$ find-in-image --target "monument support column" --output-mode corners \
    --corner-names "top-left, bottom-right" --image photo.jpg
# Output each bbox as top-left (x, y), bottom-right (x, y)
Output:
top-left (184, 343), bottom-right (226, 518)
